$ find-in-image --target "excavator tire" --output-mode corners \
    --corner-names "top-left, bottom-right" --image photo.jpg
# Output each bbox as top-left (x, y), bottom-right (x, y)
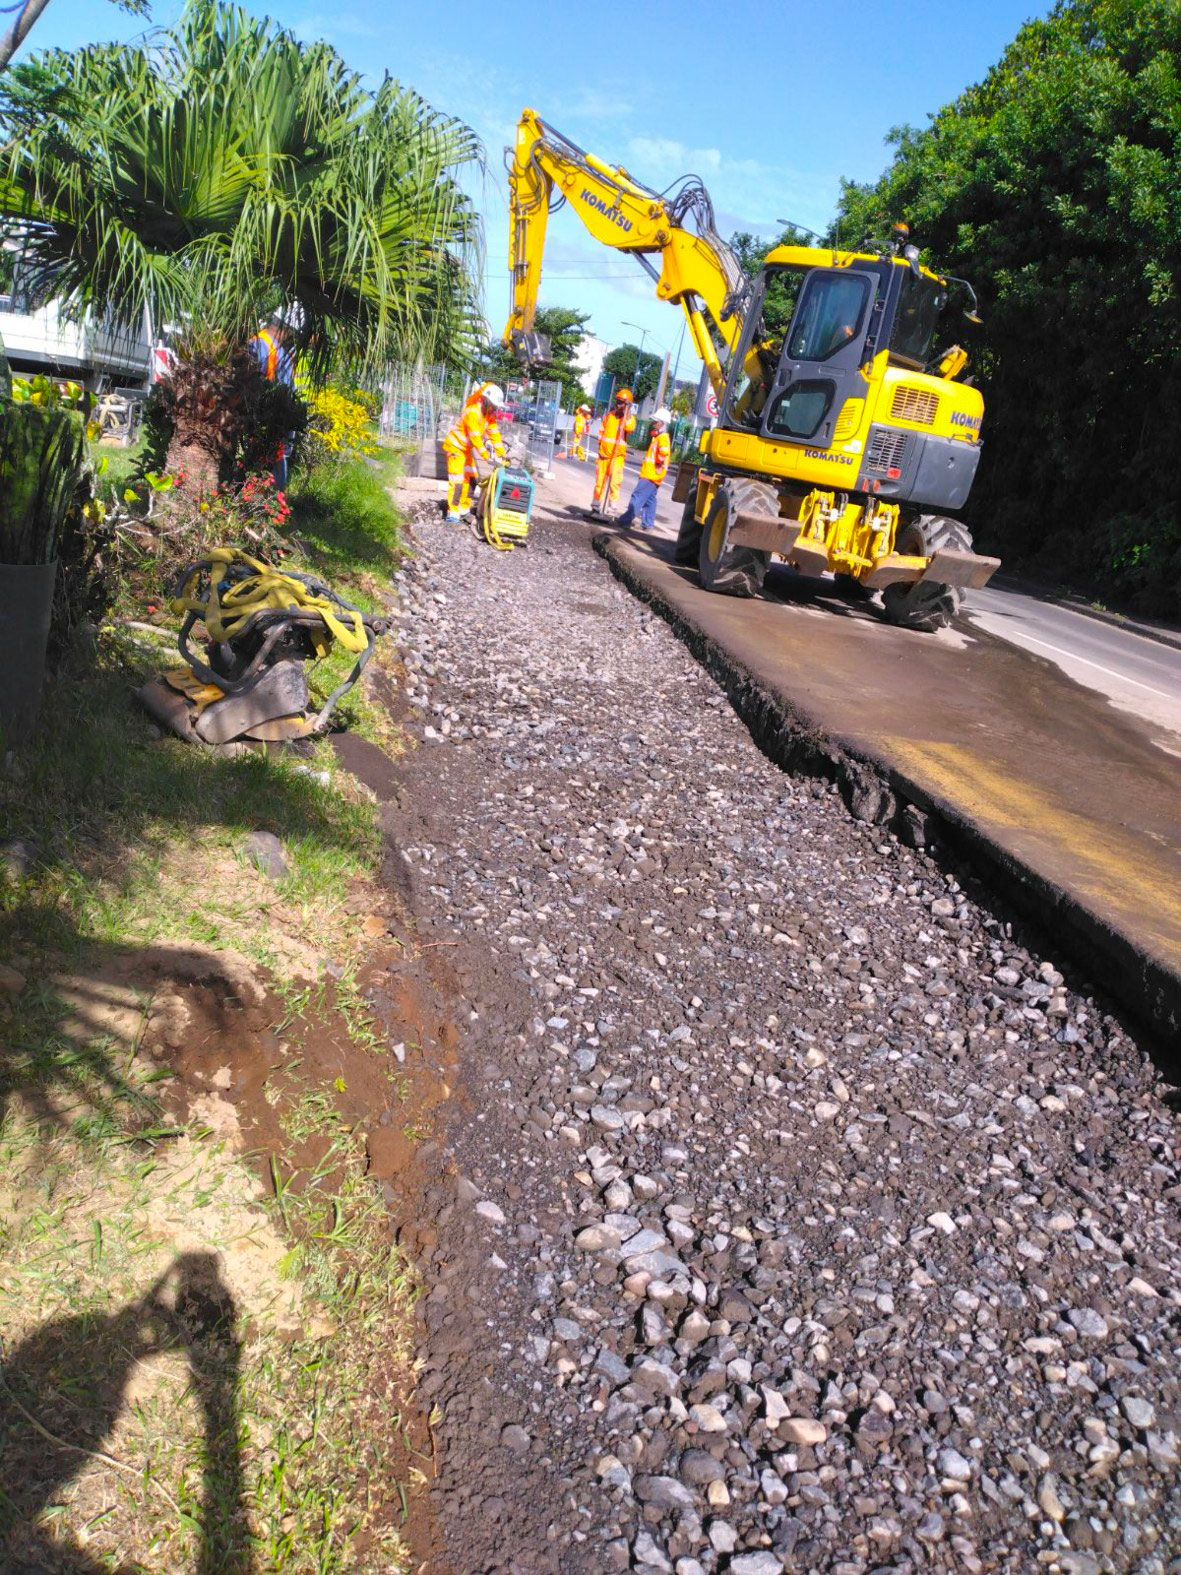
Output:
top-left (881, 514), bottom-right (974, 633)
top-left (674, 491), bottom-right (703, 567)
top-left (698, 478), bottom-right (773, 597)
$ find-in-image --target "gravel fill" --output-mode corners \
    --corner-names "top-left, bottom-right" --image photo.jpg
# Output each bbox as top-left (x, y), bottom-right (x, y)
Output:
top-left (390, 507), bottom-right (1180, 1575)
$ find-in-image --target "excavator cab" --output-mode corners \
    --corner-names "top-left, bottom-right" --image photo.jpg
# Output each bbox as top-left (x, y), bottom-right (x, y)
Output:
top-left (712, 253), bottom-right (984, 518)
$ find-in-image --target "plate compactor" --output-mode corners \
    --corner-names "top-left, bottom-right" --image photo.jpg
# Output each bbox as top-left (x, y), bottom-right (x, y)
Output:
top-left (136, 547), bottom-right (388, 748)
top-left (474, 464), bottom-right (534, 550)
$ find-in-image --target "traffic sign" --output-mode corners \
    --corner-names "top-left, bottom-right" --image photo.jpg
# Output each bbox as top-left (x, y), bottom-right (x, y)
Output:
top-left (706, 392), bottom-right (719, 418)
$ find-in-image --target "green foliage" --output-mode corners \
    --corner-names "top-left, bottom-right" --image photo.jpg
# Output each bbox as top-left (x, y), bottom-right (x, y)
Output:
top-left (285, 450), bottom-right (401, 583)
top-left (832, 0), bottom-right (1181, 615)
top-left (603, 343), bottom-right (662, 402)
top-left (0, 0), bottom-right (483, 375)
top-left (477, 305), bottom-right (592, 409)
top-left (730, 223), bottom-right (816, 339)
top-left (0, 403), bottom-right (86, 564)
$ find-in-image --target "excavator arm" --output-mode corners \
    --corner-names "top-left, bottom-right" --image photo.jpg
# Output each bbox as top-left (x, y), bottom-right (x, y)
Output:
top-left (506, 109), bottom-right (747, 397)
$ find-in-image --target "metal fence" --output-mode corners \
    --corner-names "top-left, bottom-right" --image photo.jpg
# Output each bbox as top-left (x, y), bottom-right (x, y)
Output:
top-left (378, 363), bottom-right (451, 442)
top-left (526, 378), bottom-right (562, 476)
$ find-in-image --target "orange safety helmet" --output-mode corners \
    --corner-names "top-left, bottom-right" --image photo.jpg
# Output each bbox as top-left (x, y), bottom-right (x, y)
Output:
top-left (615, 387), bottom-right (633, 403)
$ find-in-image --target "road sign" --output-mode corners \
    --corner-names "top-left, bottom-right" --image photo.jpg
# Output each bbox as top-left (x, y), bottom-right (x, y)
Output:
top-left (706, 393), bottom-right (719, 419)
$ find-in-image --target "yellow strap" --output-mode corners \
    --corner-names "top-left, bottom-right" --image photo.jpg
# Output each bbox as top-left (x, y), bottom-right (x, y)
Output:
top-left (169, 547), bottom-right (368, 654)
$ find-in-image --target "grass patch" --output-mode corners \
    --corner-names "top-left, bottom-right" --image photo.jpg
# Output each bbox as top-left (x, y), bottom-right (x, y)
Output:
top-left (0, 448), bottom-right (421, 1570)
top-left (0, 1106), bottom-right (418, 1572)
top-left (286, 448), bottom-right (402, 589)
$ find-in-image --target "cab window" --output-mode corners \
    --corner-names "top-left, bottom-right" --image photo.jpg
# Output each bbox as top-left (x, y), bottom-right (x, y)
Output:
top-left (890, 272), bottom-right (948, 366)
top-left (787, 274), bottom-right (870, 362)
top-left (763, 379), bottom-right (835, 441)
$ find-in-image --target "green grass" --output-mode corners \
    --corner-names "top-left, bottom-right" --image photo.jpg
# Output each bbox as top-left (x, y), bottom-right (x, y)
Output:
top-left (0, 447), bottom-right (419, 1570)
top-left (88, 434), bottom-right (147, 497)
top-left (285, 448), bottom-right (402, 584)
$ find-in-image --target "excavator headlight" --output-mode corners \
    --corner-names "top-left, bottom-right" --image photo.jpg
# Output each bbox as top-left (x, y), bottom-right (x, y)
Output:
top-left (903, 243), bottom-right (922, 277)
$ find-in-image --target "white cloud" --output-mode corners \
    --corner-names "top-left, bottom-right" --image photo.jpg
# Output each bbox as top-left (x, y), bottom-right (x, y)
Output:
top-left (625, 135), bottom-right (841, 237)
top-left (565, 87), bottom-right (634, 122)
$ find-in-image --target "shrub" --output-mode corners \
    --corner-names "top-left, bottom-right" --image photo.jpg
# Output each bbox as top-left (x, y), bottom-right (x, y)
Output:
top-left (304, 388), bottom-right (377, 464)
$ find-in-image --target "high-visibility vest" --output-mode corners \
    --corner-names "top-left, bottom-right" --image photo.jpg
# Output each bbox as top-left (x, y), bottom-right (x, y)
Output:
top-left (597, 407), bottom-right (635, 459)
top-left (443, 388), bottom-right (505, 462)
top-left (256, 329), bottom-right (280, 381)
top-left (640, 430), bottom-right (671, 484)
top-left (574, 411), bottom-right (589, 438)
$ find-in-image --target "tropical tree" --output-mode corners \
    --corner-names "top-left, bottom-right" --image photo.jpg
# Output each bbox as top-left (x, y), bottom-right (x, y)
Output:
top-left (0, 0), bottom-right (483, 489)
top-left (0, 0), bottom-right (149, 75)
top-left (831, 0), bottom-right (1181, 614)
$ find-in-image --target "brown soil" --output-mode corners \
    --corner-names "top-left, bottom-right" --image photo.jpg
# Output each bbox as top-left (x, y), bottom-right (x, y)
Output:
top-left (94, 754), bottom-right (469, 1570)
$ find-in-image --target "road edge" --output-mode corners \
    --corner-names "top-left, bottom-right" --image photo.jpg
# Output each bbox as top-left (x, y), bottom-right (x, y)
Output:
top-left (593, 532), bottom-right (1179, 1057)
top-left (989, 572), bottom-right (1181, 654)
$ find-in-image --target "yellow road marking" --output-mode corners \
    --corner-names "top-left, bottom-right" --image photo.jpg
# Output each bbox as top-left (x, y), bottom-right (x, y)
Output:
top-left (880, 737), bottom-right (1181, 957)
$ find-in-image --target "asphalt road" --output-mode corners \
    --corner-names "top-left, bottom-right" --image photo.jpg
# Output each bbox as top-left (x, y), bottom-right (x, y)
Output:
top-left (964, 586), bottom-right (1181, 747)
top-left (552, 451), bottom-right (1181, 753)
top-left (534, 455), bottom-right (1181, 1038)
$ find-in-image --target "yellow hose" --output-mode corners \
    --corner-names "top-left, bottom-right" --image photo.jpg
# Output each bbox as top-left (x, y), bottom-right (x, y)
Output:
top-left (169, 548), bottom-right (368, 654)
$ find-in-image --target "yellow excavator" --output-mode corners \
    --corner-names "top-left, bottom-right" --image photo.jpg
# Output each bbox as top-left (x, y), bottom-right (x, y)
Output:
top-left (506, 109), bottom-right (999, 630)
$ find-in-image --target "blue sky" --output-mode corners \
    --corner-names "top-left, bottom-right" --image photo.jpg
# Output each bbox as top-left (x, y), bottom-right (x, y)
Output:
top-left (22, 0), bottom-right (1047, 375)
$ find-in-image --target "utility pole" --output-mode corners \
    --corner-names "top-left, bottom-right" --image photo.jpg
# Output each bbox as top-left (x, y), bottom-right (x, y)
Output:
top-left (653, 350), bottom-right (671, 411)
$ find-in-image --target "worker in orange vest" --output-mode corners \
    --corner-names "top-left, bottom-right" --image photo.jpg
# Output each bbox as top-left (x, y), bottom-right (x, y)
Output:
top-left (249, 308), bottom-right (299, 488)
top-left (618, 407), bottom-right (673, 531)
top-left (441, 382), bottom-right (507, 521)
top-left (591, 388), bottom-right (635, 515)
top-left (572, 403), bottom-right (591, 462)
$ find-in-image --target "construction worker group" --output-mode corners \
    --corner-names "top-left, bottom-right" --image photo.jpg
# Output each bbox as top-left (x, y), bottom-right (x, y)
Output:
top-left (440, 380), bottom-right (672, 529)
top-left (588, 389), bottom-right (672, 527)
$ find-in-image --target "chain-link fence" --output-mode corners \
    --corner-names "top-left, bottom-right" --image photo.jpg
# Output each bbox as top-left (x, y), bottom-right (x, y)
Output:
top-left (631, 413), bottom-right (706, 462)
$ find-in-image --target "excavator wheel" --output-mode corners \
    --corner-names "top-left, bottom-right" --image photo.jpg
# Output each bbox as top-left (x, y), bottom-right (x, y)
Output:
top-left (697, 478), bottom-right (773, 597)
top-left (881, 515), bottom-right (974, 633)
top-left (674, 491), bottom-right (703, 567)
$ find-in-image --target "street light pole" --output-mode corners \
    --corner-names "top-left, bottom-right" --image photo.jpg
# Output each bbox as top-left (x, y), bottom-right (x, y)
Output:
top-left (621, 321), bottom-right (649, 401)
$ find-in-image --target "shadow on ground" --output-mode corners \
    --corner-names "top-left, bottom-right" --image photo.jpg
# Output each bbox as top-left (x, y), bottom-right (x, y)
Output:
top-left (0, 1251), bottom-right (250, 1575)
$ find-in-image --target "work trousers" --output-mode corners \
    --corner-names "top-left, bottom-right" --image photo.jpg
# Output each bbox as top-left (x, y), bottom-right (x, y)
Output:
top-left (573, 435), bottom-right (587, 461)
top-left (443, 446), bottom-right (477, 516)
top-left (594, 452), bottom-right (627, 511)
top-left (618, 476), bottom-right (661, 529)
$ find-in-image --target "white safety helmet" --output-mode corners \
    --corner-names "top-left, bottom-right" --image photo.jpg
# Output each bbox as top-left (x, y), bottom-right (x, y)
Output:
top-left (269, 302), bottom-right (305, 332)
top-left (482, 383), bottom-right (505, 408)
top-left (651, 406), bottom-right (672, 424)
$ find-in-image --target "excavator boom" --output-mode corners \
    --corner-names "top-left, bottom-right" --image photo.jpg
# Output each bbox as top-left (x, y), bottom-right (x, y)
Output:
top-left (506, 109), bottom-right (746, 396)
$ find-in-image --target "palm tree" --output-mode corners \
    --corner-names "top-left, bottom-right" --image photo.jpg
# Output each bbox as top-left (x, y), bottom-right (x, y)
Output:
top-left (0, 1), bottom-right (482, 488)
